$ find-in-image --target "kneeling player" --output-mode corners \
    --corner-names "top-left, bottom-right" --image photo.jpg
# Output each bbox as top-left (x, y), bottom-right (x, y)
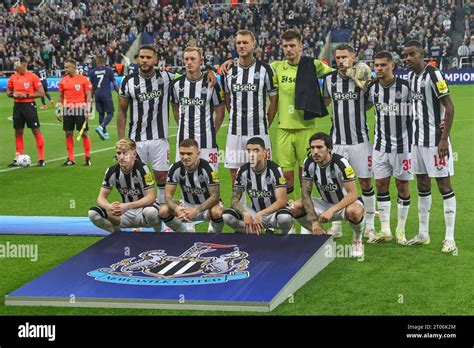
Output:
top-left (223, 137), bottom-right (293, 234)
top-left (159, 139), bottom-right (224, 232)
top-left (88, 139), bottom-right (161, 232)
top-left (291, 133), bottom-right (365, 256)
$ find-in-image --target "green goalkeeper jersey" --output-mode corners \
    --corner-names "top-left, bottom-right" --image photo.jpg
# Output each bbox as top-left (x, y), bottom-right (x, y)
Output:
top-left (271, 59), bottom-right (334, 129)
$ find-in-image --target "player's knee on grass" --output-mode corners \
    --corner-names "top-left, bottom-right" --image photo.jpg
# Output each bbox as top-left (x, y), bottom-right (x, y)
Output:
top-left (159, 204), bottom-right (171, 218)
top-left (88, 206), bottom-right (117, 233)
top-left (143, 206), bottom-right (161, 228)
top-left (291, 199), bottom-right (305, 216)
top-left (276, 210), bottom-right (293, 234)
top-left (209, 203), bottom-right (223, 220)
top-left (345, 203), bottom-right (364, 223)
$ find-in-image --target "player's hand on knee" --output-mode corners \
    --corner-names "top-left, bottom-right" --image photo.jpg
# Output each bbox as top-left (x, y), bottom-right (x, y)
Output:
top-left (318, 209), bottom-right (334, 223)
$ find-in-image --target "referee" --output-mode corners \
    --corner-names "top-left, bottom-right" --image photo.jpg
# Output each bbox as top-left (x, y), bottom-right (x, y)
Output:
top-left (6, 57), bottom-right (46, 167)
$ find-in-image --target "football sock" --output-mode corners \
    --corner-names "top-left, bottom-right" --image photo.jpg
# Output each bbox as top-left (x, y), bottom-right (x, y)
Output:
top-left (15, 135), bottom-right (24, 155)
top-left (163, 215), bottom-right (187, 232)
top-left (418, 190), bottom-right (431, 238)
top-left (34, 133), bottom-right (45, 161)
top-left (143, 206), bottom-right (161, 232)
top-left (295, 214), bottom-right (312, 231)
top-left (66, 137), bottom-right (74, 160)
top-left (377, 192), bottom-right (391, 233)
top-left (157, 184), bottom-right (166, 204)
top-left (276, 212), bottom-right (293, 234)
top-left (102, 112), bottom-right (114, 133)
top-left (331, 221), bottom-right (342, 232)
top-left (362, 187), bottom-right (376, 230)
top-left (396, 195), bottom-right (410, 231)
top-left (223, 211), bottom-right (246, 232)
top-left (82, 136), bottom-right (91, 158)
top-left (349, 217), bottom-right (365, 242)
top-left (442, 191), bottom-right (456, 241)
top-left (210, 217), bottom-right (224, 233)
top-left (88, 208), bottom-right (118, 233)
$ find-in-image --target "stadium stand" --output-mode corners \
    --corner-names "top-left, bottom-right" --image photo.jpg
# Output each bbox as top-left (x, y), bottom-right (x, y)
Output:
top-left (0, 0), bottom-right (472, 76)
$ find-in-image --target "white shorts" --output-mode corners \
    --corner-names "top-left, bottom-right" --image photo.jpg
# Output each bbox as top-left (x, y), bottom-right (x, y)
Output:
top-left (175, 147), bottom-right (219, 172)
top-left (180, 201), bottom-right (224, 222)
top-left (136, 139), bottom-right (169, 172)
top-left (311, 197), bottom-right (364, 222)
top-left (333, 142), bottom-right (373, 179)
top-left (226, 205), bottom-right (292, 229)
top-left (119, 207), bottom-right (158, 228)
top-left (224, 133), bottom-right (272, 169)
top-left (373, 149), bottom-right (414, 181)
top-left (412, 144), bottom-right (454, 178)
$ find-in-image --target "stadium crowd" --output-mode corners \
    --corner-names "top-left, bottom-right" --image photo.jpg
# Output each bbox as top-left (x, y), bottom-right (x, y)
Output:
top-left (0, 0), bottom-right (470, 75)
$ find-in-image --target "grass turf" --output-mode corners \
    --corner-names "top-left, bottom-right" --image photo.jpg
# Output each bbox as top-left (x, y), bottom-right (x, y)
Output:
top-left (0, 85), bottom-right (473, 315)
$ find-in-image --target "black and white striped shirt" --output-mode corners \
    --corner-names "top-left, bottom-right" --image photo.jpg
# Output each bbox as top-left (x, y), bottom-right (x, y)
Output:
top-left (302, 154), bottom-right (356, 204)
top-left (367, 77), bottom-right (412, 153)
top-left (408, 64), bottom-right (450, 147)
top-left (234, 160), bottom-right (286, 211)
top-left (119, 69), bottom-right (172, 141)
top-left (171, 73), bottom-right (224, 149)
top-left (101, 160), bottom-right (155, 203)
top-left (223, 59), bottom-right (278, 136)
top-left (322, 72), bottom-right (370, 145)
top-left (167, 159), bottom-right (219, 205)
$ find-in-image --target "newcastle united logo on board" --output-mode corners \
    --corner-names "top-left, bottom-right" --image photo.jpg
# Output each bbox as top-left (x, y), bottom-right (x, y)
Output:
top-left (87, 242), bottom-right (250, 286)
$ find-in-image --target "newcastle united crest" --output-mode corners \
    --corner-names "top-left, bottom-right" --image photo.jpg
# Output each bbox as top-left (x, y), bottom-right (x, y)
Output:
top-left (87, 242), bottom-right (250, 286)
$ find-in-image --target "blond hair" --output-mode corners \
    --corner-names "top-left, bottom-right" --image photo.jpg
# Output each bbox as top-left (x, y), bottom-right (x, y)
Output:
top-left (236, 30), bottom-right (256, 42)
top-left (184, 46), bottom-right (203, 58)
top-left (115, 138), bottom-right (137, 152)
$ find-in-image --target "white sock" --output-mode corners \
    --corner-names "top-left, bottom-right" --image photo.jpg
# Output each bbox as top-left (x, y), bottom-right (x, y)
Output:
top-left (88, 209), bottom-right (118, 233)
top-left (164, 216), bottom-right (187, 232)
top-left (157, 184), bottom-right (166, 204)
top-left (418, 191), bottom-right (431, 238)
top-left (362, 188), bottom-right (375, 230)
top-left (349, 217), bottom-right (365, 241)
top-left (210, 217), bottom-right (224, 233)
top-left (442, 191), bottom-right (456, 241)
top-left (396, 195), bottom-right (410, 231)
top-left (331, 220), bottom-right (342, 232)
top-left (377, 192), bottom-right (391, 233)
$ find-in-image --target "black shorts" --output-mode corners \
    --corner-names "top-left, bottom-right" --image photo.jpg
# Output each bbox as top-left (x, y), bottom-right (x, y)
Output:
top-left (63, 108), bottom-right (89, 132)
top-left (13, 102), bottom-right (40, 129)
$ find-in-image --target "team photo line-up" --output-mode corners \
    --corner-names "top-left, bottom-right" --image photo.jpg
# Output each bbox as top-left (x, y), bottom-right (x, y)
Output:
top-left (6, 29), bottom-right (456, 254)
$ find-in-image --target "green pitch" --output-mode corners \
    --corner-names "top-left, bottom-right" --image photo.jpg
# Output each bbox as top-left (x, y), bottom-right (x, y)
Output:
top-left (0, 86), bottom-right (473, 315)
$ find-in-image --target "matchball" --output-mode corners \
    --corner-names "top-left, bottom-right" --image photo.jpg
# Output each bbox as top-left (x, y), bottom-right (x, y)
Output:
top-left (17, 154), bottom-right (32, 167)
top-left (354, 62), bottom-right (373, 81)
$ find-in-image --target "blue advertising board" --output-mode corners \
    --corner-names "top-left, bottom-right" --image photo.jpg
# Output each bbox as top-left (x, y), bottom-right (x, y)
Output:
top-left (6, 231), bottom-right (334, 312)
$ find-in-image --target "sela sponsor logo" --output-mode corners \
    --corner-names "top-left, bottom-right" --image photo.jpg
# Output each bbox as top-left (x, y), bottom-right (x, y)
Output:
top-left (232, 83), bottom-right (257, 92)
top-left (119, 188), bottom-right (141, 196)
top-left (333, 91), bottom-right (359, 101)
top-left (281, 75), bottom-right (296, 84)
top-left (137, 89), bottom-right (162, 102)
top-left (181, 97), bottom-right (205, 106)
top-left (411, 91), bottom-right (424, 101)
top-left (87, 242), bottom-right (250, 286)
top-left (317, 182), bottom-right (338, 192)
top-left (248, 189), bottom-right (272, 199)
top-left (18, 322), bottom-right (56, 341)
top-left (375, 102), bottom-right (400, 113)
top-left (183, 186), bottom-right (207, 195)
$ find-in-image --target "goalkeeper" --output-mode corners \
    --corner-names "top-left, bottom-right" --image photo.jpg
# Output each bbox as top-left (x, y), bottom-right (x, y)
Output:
top-left (321, 43), bottom-right (376, 241)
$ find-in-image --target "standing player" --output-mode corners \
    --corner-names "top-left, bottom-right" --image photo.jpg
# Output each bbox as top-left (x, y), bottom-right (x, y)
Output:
top-left (118, 45), bottom-right (173, 205)
top-left (367, 51), bottom-right (413, 244)
top-left (291, 133), bottom-right (365, 257)
top-left (270, 30), bottom-right (334, 206)
top-left (88, 138), bottom-right (161, 233)
top-left (6, 57), bottom-right (46, 167)
top-left (171, 46), bottom-right (225, 171)
top-left (32, 60), bottom-right (54, 109)
top-left (89, 56), bottom-right (120, 141)
top-left (160, 139), bottom-right (224, 232)
top-left (57, 59), bottom-right (93, 166)
top-left (127, 54), bottom-right (139, 75)
top-left (322, 43), bottom-right (376, 240)
top-left (403, 40), bottom-right (457, 253)
top-left (222, 137), bottom-right (293, 234)
top-left (222, 30), bottom-right (278, 183)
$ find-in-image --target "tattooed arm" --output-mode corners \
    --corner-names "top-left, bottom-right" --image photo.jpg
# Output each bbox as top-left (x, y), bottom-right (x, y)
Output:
top-left (231, 185), bottom-right (255, 234)
top-left (301, 179), bottom-right (324, 234)
top-left (198, 184), bottom-right (220, 213)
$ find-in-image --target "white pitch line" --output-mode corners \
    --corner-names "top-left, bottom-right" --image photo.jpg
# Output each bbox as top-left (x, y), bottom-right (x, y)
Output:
top-left (0, 124), bottom-right (228, 173)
